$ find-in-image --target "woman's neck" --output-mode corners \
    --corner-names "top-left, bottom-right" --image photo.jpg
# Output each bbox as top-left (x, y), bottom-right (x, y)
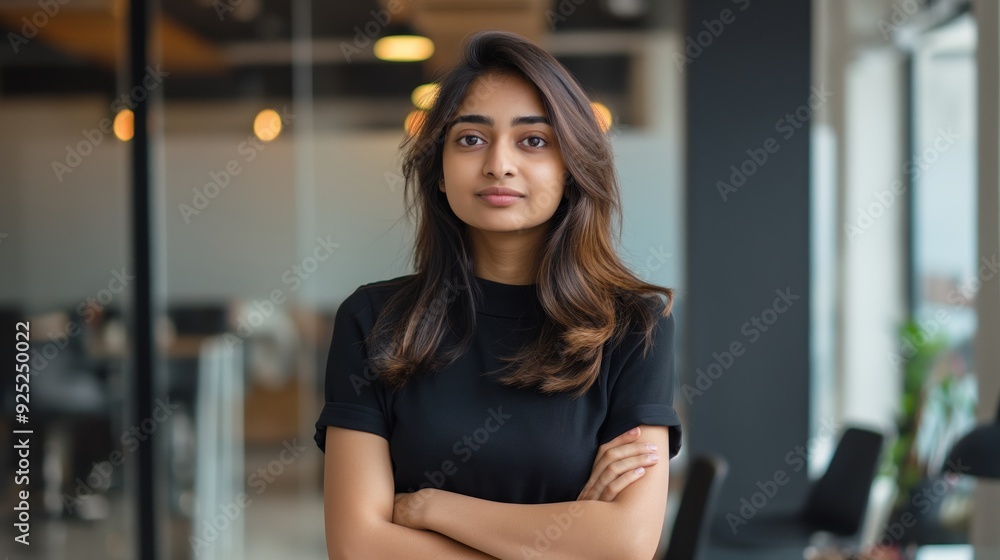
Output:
top-left (469, 227), bottom-right (546, 285)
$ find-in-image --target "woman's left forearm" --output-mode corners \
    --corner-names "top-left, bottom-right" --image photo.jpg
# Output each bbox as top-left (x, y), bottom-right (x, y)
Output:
top-left (418, 489), bottom-right (654, 560)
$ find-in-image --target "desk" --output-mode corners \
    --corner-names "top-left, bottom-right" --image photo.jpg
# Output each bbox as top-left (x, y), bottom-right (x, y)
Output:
top-left (916, 546), bottom-right (1000, 560)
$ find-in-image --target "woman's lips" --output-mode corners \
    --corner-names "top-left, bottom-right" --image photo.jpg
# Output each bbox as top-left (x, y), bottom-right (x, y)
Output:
top-left (478, 194), bottom-right (524, 206)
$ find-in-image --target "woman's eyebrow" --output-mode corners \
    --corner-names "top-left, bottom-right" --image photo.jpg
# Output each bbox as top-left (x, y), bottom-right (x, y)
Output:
top-left (450, 114), bottom-right (492, 127)
top-left (447, 114), bottom-right (551, 129)
top-left (512, 115), bottom-right (551, 126)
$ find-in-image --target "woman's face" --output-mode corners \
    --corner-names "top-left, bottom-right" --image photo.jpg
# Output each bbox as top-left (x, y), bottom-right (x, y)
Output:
top-left (440, 71), bottom-right (566, 237)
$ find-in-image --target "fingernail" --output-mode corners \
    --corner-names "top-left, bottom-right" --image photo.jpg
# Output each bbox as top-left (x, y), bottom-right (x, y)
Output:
top-left (647, 444), bottom-right (658, 452)
top-left (648, 454), bottom-right (659, 461)
top-left (629, 427), bottom-right (639, 435)
top-left (634, 467), bottom-right (645, 475)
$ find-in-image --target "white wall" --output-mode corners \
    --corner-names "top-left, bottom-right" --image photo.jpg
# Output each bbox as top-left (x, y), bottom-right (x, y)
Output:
top-left (0, 97), bottom-right (129, 313)
top-left (163, 132), bottom-right (297, 302)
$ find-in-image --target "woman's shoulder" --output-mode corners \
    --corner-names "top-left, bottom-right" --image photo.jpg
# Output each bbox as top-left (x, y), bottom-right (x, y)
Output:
top-left (338, 273), bottom-right (418, 318)
top-left (356, 273), bottom-right (416, 296)
top-left (616, 290), bottom-right (672, 327)
top-left (609, 291), bottom-right (673, 352)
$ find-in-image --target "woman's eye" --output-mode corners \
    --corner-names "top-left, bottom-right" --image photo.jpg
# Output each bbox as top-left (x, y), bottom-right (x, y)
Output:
top-left (457, 135), bottom-right (484, 147)
top-left (522, 136), bottom-right (548, 148)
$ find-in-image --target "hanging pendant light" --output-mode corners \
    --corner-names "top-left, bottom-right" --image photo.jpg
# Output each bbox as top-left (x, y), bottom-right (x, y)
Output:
top-left (374, 23), bottom-right (434, 62)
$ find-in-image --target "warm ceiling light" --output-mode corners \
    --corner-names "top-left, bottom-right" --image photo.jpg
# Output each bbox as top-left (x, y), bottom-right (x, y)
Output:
top-left (253, 108), bottom-right (282, 142)
top-left (404, 110), bottom-right (427, 137)
top-left (605, 0), bottom-right (649, 18)
top-left (591, 102), bottom-right (612, 132)
top-left (411, 83), bottom-right (439, 110)
top-left (375, 35), bottom-right (434, 62)
top-left (113, 109), bottom-right (134, 141)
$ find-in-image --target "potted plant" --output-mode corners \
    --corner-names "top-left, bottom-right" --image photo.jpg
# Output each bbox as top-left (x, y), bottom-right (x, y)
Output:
top-left (879, 319), bottom-right (976, 546)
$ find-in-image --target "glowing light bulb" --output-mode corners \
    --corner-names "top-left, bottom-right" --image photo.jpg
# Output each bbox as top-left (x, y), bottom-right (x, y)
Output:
top-left (113, 109), bottom-right (134, 141)
top-left (254, 108), bottom-right (282, 142)
top-left (374, 35), bottom-right (434, 62)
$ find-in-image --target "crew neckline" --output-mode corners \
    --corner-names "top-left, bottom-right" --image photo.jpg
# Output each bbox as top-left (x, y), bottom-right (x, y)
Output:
top-left (473, 275), bottom-right (542, 319)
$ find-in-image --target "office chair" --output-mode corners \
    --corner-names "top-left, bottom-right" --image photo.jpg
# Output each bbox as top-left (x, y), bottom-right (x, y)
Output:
top-left (711, 426), bottom-right (885, 548)
top-left (662, 454), bottom-right (729, 560)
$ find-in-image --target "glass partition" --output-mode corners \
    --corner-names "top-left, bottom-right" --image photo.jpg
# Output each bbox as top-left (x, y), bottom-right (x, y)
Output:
top-left (0, 1), bottom-right (136, 557)
top-left (1, 1), bottom-right (685, 557)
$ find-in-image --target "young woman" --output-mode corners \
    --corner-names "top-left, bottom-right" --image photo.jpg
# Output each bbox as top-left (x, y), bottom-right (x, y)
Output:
top-left (315, 30), bottom-right (682, 559)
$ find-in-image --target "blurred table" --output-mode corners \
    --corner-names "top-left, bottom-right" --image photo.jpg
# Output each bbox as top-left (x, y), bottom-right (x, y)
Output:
top-left (916, 546), bottom-right (1000, 560)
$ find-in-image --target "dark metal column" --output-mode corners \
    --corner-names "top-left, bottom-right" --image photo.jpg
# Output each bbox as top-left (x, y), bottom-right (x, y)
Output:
top-left (128, 1), bottom-right (157, 558)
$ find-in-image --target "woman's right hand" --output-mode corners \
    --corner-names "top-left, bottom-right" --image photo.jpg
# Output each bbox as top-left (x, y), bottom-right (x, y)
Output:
top-left (576, 426), bottom-right (660, 502)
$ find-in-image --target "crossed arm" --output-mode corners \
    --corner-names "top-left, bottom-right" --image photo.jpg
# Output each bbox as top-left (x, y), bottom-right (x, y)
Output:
top-left (323, 425), bottom-right (671, 560)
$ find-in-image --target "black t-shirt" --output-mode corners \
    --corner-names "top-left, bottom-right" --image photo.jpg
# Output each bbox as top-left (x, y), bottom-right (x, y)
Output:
top-left (313, 274), bottom-right (682, 505)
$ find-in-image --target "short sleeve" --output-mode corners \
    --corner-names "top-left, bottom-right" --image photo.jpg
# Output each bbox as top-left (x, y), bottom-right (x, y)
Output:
top-left (598, 310), bottom-right (683, 459)
top-left (313, 287), bottom-right (391, 453)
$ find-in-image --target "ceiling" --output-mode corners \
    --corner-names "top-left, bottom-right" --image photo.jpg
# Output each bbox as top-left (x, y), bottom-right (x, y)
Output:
top-left (0, 0), bottom-right (672, 105)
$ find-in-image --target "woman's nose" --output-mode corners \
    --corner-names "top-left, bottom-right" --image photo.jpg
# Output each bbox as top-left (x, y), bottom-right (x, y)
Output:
top-left (483, 141), bottom-right (516, 179)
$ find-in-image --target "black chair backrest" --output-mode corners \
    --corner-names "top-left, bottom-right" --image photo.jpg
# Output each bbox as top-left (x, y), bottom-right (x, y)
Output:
top-left (802, 427), bottom-right (885, 535)
top-left (168, 304), bottom-right (230, 335)
top-left (663, 454), bottom-right (728, 560)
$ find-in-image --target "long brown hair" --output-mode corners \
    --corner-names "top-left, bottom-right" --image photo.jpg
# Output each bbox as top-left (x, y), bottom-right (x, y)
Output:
top-left (366, 29), bottom-right (674, 398)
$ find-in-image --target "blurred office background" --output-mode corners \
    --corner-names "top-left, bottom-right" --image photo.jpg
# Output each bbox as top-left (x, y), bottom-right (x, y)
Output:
top-left (0, 0), bottom-right (997, 559)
